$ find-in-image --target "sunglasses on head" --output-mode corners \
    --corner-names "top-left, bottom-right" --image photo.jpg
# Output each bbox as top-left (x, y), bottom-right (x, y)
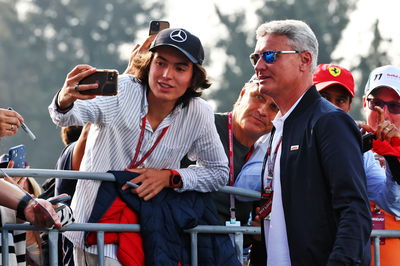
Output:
top-left (367, 98), bottom-right (400, 114)
top-left (249, 50), bottom-right (304, 66)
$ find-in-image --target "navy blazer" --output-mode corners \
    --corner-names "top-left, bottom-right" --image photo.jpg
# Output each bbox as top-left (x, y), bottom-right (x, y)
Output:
top-left (271, 87), bottom-right (371, 265)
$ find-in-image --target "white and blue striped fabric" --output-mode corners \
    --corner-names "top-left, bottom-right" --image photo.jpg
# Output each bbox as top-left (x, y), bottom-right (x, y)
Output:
top-left (48, 74), bottom-right (228, 259)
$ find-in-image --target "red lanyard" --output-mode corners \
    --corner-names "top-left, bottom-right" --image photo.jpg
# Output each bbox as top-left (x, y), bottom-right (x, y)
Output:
top-left (228, 113), bottom-right (235, 186)
top-left (129, 116), bottom-right (169, 169)
top-left (261, 128), bottom-right (282, 190)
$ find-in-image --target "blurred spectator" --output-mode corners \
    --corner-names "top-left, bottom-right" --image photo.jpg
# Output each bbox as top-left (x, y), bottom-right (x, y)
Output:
top-left (314, 63), bottom-right (400, 216)
top-left (359, 65), bottom-right (400, 266)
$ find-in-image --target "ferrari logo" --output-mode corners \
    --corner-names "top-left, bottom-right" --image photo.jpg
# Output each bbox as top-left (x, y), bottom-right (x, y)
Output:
top-left (328, 67), bottom-right (341, 77)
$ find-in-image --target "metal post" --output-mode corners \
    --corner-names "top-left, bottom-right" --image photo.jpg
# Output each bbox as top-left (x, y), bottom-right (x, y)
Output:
top-left (48, 229), bottom-right (59, 266)
top-left (190, 232), bottom-right (198, 266)
top-left (235, 232), bottom-right (244, 263)
top-left (2, 229), bottom-right (9, 266)
top-left (373, 237), bottom-right (380, 266)
top-left (97, 231), bottom-right (105, 266)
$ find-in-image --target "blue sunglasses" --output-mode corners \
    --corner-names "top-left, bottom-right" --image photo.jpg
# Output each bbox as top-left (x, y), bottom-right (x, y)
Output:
top-left (249, 50), bottom-right (304, 66)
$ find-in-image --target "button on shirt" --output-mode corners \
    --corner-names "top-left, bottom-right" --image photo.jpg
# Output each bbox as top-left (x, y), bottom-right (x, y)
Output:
top-left (48, 74), bottom-right (229, 258)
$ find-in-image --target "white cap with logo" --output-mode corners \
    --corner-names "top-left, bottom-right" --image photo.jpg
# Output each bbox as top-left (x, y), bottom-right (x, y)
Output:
top-left (365, 65), bottom-right (400, 96)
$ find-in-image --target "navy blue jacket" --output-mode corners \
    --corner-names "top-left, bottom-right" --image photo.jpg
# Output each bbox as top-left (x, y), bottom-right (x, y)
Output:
top-left (270, 87), bottom-right (371, 265)
top-left (87, 171), bottom-right (241, 266)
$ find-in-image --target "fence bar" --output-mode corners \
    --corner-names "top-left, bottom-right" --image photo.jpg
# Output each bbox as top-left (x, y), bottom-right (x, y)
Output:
top-left (48, 229), bottom-right (59, 266)
top-left (2, 228), bottom-right (9, 266)
top-left (1, 169), bottom-right (115, 182)
top-left (97, 231), bottom-right (105, 266)
top-left (1, 169), bottom-right (262, 200)
top-left (371, 229), bottom-right (400, 237)
top-left (186, 225), bottom-right (261, 234)
top-left (373, 237), bottom-right (380, 266)
top-left (190, 232), bottom-right (198, 266)
top-left (235, 232), bottom-right (244, 263)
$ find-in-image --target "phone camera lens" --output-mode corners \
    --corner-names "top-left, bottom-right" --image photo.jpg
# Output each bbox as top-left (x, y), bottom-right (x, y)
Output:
top-left (108, 73), bottom-right (114, 81)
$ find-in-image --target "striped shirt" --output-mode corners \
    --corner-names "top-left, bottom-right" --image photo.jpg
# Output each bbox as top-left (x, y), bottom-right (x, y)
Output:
top-left (48, 74), bottom-right (228, 259)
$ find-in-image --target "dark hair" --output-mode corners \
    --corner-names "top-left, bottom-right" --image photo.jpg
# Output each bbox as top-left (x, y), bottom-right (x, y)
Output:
top-left (127, 51), bottom-right (211, 108)
top-left (61, 126), bottom-right (83, 146)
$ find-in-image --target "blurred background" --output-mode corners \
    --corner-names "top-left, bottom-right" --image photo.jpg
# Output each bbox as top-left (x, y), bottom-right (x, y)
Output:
top-left (0, 0), bottom-right (398, 170)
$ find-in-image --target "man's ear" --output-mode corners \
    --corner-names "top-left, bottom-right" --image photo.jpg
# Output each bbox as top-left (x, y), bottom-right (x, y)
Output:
top-left (299, 51), bottom-right (312, 72)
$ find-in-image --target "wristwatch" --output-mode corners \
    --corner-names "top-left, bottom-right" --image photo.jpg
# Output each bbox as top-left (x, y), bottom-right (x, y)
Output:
top-left (16, 193), bottom-right (34, 220)
top-left (168, 169), bottom-right (182, 189)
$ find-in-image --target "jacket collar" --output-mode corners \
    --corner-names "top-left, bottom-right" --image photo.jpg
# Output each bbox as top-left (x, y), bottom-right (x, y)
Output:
top-left (286, 85), bottom-right (320, 123)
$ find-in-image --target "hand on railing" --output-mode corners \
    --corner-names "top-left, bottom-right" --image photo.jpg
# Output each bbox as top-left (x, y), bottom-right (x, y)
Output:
top-left (24, 198), bottom-right (62, 229)
top-left (122, 168), bottom-right (170, 201)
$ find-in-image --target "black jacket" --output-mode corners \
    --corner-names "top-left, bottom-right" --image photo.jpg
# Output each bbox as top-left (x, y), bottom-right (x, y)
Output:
top-left (88, 171), bottom-right (241, 266)
top-left (267, 87), bottom-right (371, 265)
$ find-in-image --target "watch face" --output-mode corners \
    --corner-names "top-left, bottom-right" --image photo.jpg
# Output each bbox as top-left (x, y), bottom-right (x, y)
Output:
top-left (173, 175), bottom-right (181, 185)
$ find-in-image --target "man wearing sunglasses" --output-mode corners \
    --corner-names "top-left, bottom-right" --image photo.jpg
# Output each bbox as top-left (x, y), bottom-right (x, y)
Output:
top-left (360, 65), bottom-right (400, 265)
top-left (252, 20), bottom-right (371, 265)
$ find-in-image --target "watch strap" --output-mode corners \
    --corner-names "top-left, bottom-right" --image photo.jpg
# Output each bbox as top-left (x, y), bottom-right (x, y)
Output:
top-left (168, 169), bottom-right (182, 188)
top-left (16, 193), bottom-right (34, 220)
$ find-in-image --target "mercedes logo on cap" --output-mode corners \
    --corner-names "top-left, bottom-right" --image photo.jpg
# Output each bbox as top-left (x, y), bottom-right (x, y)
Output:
top-left (170, 29), bottom-right (187, 43)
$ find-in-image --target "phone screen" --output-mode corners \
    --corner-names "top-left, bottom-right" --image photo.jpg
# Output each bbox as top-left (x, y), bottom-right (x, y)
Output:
top-left (149, 20), bottom-right (170, 35)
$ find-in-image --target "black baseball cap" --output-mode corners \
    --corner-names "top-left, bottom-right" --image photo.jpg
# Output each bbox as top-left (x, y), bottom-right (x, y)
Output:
top-left (149, 28), bottom-right (204, 65)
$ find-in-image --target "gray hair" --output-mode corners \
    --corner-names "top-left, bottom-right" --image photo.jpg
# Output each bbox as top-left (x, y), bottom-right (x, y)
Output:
top-left (256, 20), bottom-right (318, 72)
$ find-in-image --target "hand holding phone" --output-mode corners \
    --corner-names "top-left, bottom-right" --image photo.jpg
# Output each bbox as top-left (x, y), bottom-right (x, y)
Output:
top-left (8, 145), bottom-right (26, 168)
top-left (79, 69), bottom-right (119, 96)
top-left (149, 20), bottom-right (170, 36)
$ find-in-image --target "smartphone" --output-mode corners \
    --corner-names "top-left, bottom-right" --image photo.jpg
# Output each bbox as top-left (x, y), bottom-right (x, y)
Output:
top-left (49, 195), bottom-right (72, 205)
top-left (149, 20), bottom-right (170, 36)
top-left (126, 181), bottom-right (140, 188)
top-left (8, 144), bottom-right (26, 168)
top-left (79, 69), bottom-right (119, 96)
top-left (362, 133), bottom-right (376, 153)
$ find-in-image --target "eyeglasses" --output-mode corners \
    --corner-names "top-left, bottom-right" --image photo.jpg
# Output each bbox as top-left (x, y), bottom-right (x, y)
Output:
top-left (249, 50), bottom-right (304, 66)
top-left (367, 98), bottom-right (400, 114)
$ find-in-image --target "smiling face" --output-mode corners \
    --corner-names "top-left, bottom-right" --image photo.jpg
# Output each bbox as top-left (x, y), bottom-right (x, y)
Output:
top-left (233, 82), bottom-right (279, 142)
top-left (148, 46), bottom-right (193, 107)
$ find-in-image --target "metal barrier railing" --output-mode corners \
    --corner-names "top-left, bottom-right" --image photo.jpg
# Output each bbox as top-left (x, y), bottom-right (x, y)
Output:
top-left (0, 168), bottom-right (262, 200)
top-left (1, 223), bottom-right (261, 266)
top-left (0, 169), bottom-right (399, 266)
top-left (1, 168), bottom-right (261, 266)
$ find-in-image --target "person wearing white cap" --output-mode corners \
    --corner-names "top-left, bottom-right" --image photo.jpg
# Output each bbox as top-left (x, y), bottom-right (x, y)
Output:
top-left (363, 65), bottom-right (400, 135)
top-left (360, 65), bottom-right (400, 265)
